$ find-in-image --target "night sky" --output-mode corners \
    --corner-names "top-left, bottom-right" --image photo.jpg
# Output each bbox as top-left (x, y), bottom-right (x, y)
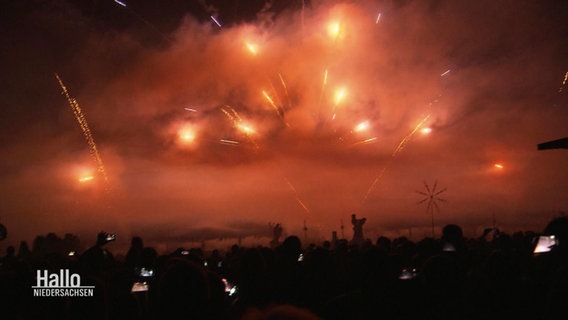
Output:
top-left (1, 0), bottom-right (567, 252)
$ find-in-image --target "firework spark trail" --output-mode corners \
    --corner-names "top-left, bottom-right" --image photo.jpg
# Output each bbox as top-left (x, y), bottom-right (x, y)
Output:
top-left (317, 69), bottom-right (329, 121)
top-left (560, 71), bottom-right (568, 93)
top-left (210, 15), bottom-right (222, 28)
top-left (361, 114), bottom-right (431, 203)
top-left (261, 89), bottom-right (290, 127)
top-left (113, 0), bottom-right (171, 42)
top-left (261, 89), bottom-right (282, 117)
top-left (362, 167), bottom-right (387, 203)
top-left (392, 114), bottom-right (431, 157)
top-left (284, 177), bottom-right (311, 215)
top-left (278, 73), bottom-right (293, 109)
top-left (55, 73), bottom-right (109, 186)
top-left (220, 106), bottom-right (259, 149)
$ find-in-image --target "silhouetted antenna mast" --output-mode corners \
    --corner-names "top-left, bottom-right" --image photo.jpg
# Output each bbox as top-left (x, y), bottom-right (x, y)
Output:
top-left (340, 219), bottom-right (345, 239)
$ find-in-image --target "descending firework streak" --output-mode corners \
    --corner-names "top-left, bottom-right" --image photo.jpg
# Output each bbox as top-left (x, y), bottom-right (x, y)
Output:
top-left (284, 177), bottom-right (311, 215)
top-left (560, 71), bottom-right (568, 93)
top-left (55, 73), bottom-right (109, 186)
top-left (361, 114), bottom-right (431, 203)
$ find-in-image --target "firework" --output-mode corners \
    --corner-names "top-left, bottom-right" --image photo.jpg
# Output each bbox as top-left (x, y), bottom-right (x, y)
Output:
top-left (210, 15), bottom-right (222, 28)
top-left (245, 42), bottom-right (258, 56)
top-left (392, 114), bottom-right (431, 157)
top-left (278, 73), bottom-right (292, 108)
top-left (334, 87), bottom-right (347, 106)
top-left (284, 177), bottom-right (311, 215)
top-left (219, 139), bottom-right (239, 146)
top-left (113, 0), bottom-right (126, 7)
top-left (317, 69), bottom-right (329, 121)
top-left (220, 106), bottom-right (259, 148)
top-left (79, 176), bottom-right (94, 183)
top-left (327, 21), bottom-right (341, 41)
top-left (362, 114), bottom-right (431, 203)
top-left (354, 121), bottom-right (370, 132)
top-left (177, 125), bottom-right (196, 144)
top-left (350, 137), bottom-right (378, 148)
top-left (55, 74), bottom-right (109, 187)
top-left (560, 71), bottom-right (568, 93)
top-left (262, 90), bottom-right (279, 113)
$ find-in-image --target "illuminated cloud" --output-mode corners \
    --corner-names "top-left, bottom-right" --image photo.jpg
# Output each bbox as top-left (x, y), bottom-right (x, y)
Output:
top-left (0, 0), bottom-right (567, 247)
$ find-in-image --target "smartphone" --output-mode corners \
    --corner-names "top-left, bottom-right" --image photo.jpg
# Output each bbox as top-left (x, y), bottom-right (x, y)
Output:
top-left (399, 268), bottom-right (417, 280)
top-left (533, 235), bottom-right (558, 254)
top-left (106, 234), bottom-right (116, 241)
top-left (139, 267), bottom-right (154, 277)
top-left (131, 281), bottom-right (149, 293)
top-left (222, 278), bottom-right (237, 296)
top-left (442, 242), bottom-right (456, 252)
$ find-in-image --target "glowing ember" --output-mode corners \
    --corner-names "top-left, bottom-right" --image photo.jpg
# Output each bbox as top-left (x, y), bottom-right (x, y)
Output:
top-left (420, 127), bottom-right (432, 135)
top-left (237, 123), bottom-right (255, 135)
top-left (245, 42), bottom-right (258, 55)
top-left (327, 21), bottom-right (341, 40)
top-left (334, 87), bottom-right (347, 105)
top-left (354, 121), bottom-right (370, 132)
top-left (78, 176), bottom-right (94, 182)
top-left (494, 163), bottom-right (504, 170)
top-left (178, 126), bottom-right (196, 143)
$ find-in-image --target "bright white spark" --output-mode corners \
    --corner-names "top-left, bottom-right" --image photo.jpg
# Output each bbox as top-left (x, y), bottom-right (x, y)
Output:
top-left (114, 0), bottom-right (127, 7)
top-left (210, 16), bottom-right (222, 28)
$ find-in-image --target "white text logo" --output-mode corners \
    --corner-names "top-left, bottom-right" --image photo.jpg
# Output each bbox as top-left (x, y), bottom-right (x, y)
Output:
top-left (32, 269), bottom-right (94, 297)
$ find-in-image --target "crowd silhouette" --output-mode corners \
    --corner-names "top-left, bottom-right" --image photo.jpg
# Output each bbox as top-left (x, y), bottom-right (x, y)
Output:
top-left (1, 216), bottom-right (567, 319)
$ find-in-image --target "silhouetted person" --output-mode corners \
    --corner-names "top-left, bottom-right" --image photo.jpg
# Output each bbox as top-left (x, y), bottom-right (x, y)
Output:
top-left (351, 214), bottom-right (366, 245)
top-left (241, 304), bottom-right (321, 320)
top-left (79, 231), bottom-right (116, 276)
top-left (540, 216), bottom-right (568, 318)
top-left (441, 224), bottom-right (466, 253)
top-left (156, 258), bottom-right (211, 319)
top-left (126, 236), bottom-right (144, 270)
top-left (1, 246), bottom-right (17, 269)
top-left (271, 223), bottom-right (283, 248)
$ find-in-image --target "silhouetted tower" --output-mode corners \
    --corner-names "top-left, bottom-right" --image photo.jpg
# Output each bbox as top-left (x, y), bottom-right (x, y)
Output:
top-left (340, 219), bottom-right (345, 239)
top-left (303, 220), bottom-right (308, 244)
